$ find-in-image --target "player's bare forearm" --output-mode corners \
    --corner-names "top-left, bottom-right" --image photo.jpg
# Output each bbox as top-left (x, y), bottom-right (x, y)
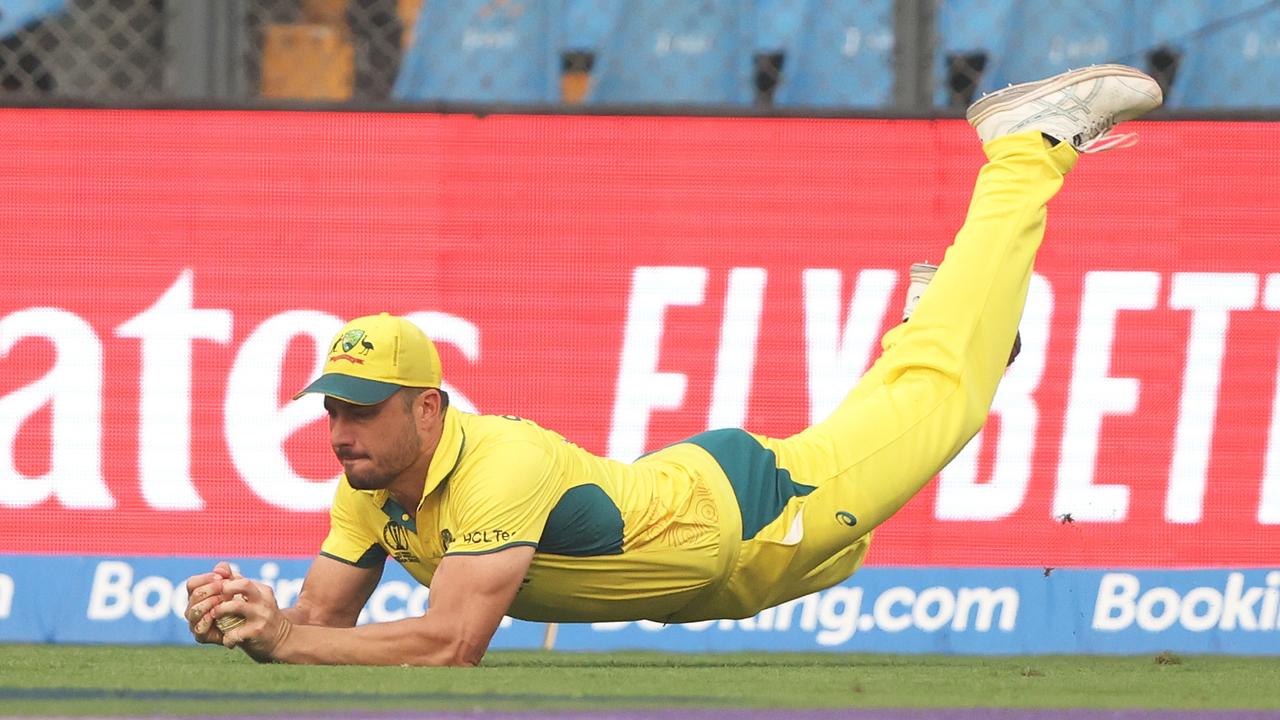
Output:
top-left (216, 548), bottom-right (530, 666)
top-left (278, 603), bottom-right (349, 628)
top-left (278, 554), bottom-right (381, 629)
top-left (270, 612), bottom-right (484, 666)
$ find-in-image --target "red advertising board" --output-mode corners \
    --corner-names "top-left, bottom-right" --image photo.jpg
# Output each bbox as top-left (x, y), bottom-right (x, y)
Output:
top-left (2, 109), bottom-right (1277, 567)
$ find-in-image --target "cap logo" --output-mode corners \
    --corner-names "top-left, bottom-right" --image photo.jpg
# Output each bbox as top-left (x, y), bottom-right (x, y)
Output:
top-left (330, 328), bottom-right (375, 365)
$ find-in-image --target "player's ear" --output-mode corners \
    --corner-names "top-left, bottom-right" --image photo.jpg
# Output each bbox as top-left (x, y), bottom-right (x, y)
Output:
top-left (416, 387), bottom-right (443, 425)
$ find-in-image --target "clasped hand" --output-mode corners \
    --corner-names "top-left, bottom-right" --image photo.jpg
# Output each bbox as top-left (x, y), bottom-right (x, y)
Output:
top-left (183, 561), bottom-right (292, 662)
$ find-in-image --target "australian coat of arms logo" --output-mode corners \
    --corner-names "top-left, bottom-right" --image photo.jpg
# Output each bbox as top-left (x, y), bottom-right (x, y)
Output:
top-left (329, 329), bottom-right (375, 364)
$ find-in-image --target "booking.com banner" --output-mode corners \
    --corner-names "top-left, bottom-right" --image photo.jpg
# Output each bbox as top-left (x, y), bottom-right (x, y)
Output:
top-left (1, 557), bottom-right (1277, 654)
top-left (2, 110), bottom-right (1279, 653)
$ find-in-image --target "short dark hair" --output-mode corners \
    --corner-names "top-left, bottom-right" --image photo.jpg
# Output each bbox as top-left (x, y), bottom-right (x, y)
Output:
top-left (398, 386), bottom-right (450, 413)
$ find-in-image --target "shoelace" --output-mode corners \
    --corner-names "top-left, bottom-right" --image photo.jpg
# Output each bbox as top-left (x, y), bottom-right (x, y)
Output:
top-left (1077, 131), bottom-right (1140, 153)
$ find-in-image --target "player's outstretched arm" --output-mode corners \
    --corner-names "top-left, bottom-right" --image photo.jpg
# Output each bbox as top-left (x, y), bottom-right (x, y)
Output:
top-left (214, 545), bottom-right (534, 666)
top-left (281, 553), bottom-right (383, 628)
top-left (184, 555), bottom-right (381, 649)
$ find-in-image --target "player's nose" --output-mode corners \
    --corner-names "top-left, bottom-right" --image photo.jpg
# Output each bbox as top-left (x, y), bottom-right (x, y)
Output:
top-left (329, 418), bottom-right (356, 451)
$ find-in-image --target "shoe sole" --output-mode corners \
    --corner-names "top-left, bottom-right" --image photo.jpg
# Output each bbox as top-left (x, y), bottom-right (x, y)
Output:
top-left (909, 262), bottom-right (938, 281)
top-left (965, 64), bottom-right (1157, 128)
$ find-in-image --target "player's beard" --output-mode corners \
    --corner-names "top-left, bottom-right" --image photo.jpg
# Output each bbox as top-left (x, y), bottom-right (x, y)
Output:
top-left (342, 421), bottom-right (423, 491)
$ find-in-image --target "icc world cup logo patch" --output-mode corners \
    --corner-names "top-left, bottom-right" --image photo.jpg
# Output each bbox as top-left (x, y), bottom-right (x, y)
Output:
top-left (382, 521), bottom-right (420, 564)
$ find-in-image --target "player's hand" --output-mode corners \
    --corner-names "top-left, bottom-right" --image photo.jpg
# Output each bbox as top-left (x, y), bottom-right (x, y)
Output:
top-left (184, 562), bottom-right (237, 644)
top-left (214, 577), bottom-right (292, 663)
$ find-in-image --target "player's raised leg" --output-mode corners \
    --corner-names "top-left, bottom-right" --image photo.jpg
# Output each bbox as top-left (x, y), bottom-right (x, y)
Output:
top-left (904, 262), bottom-right (1022, 367)
top-left (729, 66), bottom-right (1162, 609)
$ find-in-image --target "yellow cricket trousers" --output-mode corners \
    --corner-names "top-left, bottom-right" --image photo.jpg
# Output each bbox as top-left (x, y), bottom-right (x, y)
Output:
top-left (679, 131), bottom-right (1078, 621)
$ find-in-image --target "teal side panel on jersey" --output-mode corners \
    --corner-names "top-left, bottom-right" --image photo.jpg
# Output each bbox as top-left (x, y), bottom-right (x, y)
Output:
top-left (684, 429), bottom-right (816, 540)
top-left (539, 484), bottom-right (624, 556)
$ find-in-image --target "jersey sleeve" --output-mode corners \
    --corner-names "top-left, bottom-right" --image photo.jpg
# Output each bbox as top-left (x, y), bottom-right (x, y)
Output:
top-left (319, 476), bottom-right (388, 568)
top-left (444, 440), bottom-right (558, 556)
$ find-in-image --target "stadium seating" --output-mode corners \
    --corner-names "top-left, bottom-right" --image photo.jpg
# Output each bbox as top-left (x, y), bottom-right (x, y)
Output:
top-left (559, 0), bottom-right (623, 102)
top-left (388, 0), bottom-right (1280, 109)
top-left (934, 0), bottom-right (1013, 105)
top-left (1140, 0), bottom-right (1280, 107)
top-left (260, 23), bottom-right (355, 101)
top-left (392, 0), bottom-right (560, 103)
top-left (563, 0), bottom-right (623, 53)
top-left (755, 0), bottom-right (807, 54)
top-left (259, 0), bottom-right (356, 101)
top-left (770, 0), bottom-right (896, 108)
top-left (584, 0), bottom-right (755, 105)
top-left (0, 0), bottom-right (66, 39)
top-left (935, 0), bottom-right (1138, 106)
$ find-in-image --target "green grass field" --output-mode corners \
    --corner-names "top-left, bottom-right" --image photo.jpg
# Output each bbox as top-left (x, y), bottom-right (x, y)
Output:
top-left (1, 646), bottom-right (1277, 716)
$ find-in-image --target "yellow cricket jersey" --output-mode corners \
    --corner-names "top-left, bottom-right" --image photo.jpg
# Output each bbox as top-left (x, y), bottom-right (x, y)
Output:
top-left (322, 408), bottom-right (714, 622)
top-left (319, 407), bottom-right (848, 623)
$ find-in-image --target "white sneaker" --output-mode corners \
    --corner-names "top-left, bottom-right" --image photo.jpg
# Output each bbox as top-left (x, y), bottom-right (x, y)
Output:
top-left (966, 64), bottom-right (1163, 152)
top-left (902, 262), bottom-right (1022, 367)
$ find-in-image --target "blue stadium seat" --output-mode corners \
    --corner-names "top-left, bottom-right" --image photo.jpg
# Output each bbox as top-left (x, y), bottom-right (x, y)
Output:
top-left (0, 0), bottom-right (66, 39)
top-left (755, 0), bottom-right (807, 53)
top-left (934, 0), bottom-right (1012, 105)
top-left (771, 0), bottom-right (896, 108)
top-left (393, 0), bottom-right (560, 103)
top-left (935, 0), bottom-right (1138, 104)
top-left (562, 0), bottom-right (624, 53)
top-left (1140, 0), bottom-right (1280, 107)
top-left (585, 0), bottom-right (755, 105)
